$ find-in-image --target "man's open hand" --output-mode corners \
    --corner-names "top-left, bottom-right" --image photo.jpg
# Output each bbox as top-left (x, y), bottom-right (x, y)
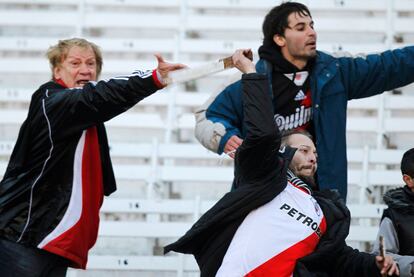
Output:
top-left (155, 53), bottom-right (187, 86)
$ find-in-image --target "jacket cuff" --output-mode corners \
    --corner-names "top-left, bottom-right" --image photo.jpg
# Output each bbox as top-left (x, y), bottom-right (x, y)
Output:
top-left (241, 72), bottom-right (267, 80)
top-left (152, 69), bottom-right (164, 88)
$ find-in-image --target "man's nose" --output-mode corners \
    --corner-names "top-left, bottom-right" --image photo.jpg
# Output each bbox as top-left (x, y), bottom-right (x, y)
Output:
top-left (309, 153), bottom-right (317, 163)
top-left (79, 63), bottom-right (92, 74)
top-left (308, 26), bottom-right (316, 37)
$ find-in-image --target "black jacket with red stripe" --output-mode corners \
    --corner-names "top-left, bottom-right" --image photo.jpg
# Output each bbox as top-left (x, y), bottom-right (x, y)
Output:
top-left (0, 70), bottom-right (162, 268)
top-left (165, 73), bottom-right (385, 277)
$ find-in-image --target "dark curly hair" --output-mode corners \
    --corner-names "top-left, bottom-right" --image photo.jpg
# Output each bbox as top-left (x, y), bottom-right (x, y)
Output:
top-left (262, 2), bottom-right (312, 47)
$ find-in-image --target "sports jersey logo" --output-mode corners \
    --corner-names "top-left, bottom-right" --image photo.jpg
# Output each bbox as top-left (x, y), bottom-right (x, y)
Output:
top-left (284, 71), bottom-right (309, 86)
top-left (294, 90), bottom-right (306, 101)
top-left (274, 106), bottom-right (312, 131)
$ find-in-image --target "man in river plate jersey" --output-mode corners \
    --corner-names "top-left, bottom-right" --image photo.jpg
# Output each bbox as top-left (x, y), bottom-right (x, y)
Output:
top-left (165, 49), bottom-right (399, 277)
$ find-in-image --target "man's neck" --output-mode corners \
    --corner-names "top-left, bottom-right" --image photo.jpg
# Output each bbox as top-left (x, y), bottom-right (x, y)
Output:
top-left (54, 78), bottom-right (68, 88)
top-left (289, 59), bottom-right (307, 70)
top-left (281, 50), bottom-right (308, 70)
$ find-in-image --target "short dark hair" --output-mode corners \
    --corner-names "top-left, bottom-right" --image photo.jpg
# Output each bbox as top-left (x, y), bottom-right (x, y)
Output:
top-left (280, 129), bottom-right (313, 147)
top-left (401, 148), bottom-right (414, 177)
top-left (262, 2), bottom-right (312, 47)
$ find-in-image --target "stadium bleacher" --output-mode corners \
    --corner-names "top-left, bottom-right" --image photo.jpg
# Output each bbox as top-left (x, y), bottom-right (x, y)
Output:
top-left (0, 0), bottom-right (413, 276)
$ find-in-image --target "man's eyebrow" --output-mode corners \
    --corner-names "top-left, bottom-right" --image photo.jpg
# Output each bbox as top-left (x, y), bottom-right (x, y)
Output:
top-left (289, 22), bottom-right (305, 28)
top-left (299, 144), bottom-right (311, 149)
top-left (290, 20), bottom-right (314, 28)
top-left (299, 144), bottom-right (317, 154)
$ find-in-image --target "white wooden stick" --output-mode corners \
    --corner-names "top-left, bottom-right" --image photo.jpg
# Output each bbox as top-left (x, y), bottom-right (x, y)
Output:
top-left (164, 56), bottom-right (234, 85)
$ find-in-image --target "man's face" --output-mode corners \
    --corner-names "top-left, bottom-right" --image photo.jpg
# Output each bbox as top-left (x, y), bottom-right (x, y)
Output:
top-left (274, 12), bottom-right (317, 66)
top-left (53, 45), bottom-right (97, 88)
top-left (288, 134), bottom-right (318, 183)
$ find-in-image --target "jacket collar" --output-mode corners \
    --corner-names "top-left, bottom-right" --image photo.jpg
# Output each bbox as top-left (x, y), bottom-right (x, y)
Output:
top-left (383, 186), bottom-right (414, 214)
top-left (287, 169), bottom-right (313, 195)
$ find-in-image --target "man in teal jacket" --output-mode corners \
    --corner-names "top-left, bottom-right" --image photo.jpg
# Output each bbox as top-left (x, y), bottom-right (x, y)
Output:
top-left (195, 2), bottom-right (414, 200)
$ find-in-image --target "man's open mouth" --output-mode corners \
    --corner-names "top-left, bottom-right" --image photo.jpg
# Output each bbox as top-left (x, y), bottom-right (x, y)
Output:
top-left (76, 80), bottom-right (90, 86)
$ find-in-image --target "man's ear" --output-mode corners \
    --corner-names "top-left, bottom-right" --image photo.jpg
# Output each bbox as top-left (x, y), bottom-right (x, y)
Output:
top-left (402, 174), bottom-right (413, 186)
top-left (273, 34), bottom-right (286, 48)
top-left (53, 66), bottom-right (61, 80)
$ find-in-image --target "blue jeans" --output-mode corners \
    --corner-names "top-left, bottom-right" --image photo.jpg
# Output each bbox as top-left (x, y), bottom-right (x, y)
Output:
top-left (0, 239), bottom-right (68, 277)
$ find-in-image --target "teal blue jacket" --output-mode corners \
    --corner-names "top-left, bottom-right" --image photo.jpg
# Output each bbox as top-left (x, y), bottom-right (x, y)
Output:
top-left (196, 48), bottom-right (414, 199)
